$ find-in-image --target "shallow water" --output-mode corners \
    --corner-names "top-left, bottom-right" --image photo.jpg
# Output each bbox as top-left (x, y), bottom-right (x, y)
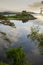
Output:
top-left (0, 17), bottom-right (43, 65)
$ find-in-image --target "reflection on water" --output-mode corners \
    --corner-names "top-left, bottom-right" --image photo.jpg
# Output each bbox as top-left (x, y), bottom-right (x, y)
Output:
top-left (0, 20), bottom-right (16, 27)
top-left (27, 26), bottom-right (43, 55)
top-left (0, 31), bottom-right (10, 43)
top-left (0, 19), bottom-right (43, 65)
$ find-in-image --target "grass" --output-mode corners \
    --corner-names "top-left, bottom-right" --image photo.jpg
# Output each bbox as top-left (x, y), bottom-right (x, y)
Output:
top-left (6, 11), bottom-right (36, 22)
top-left (0, 11), bottom-right (36, 23)
top-left (27, 27), bottom-right (43, 55)
top-left (28, 27), bottom-right (43, 47)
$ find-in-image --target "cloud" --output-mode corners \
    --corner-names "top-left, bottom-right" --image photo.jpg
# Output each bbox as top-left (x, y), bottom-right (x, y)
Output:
top-left (30, 2), bottom-right (43, 8)
top-left (28, 1), bottom-right (43, 12)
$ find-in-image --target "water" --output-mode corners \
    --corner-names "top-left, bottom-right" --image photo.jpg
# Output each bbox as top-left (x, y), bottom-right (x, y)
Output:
top-left (0, 14), bottom-right (43, 65)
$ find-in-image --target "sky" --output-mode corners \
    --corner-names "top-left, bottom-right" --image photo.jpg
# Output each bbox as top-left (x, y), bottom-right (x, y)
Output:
top-left (0, 0), bottom-right (43, 12)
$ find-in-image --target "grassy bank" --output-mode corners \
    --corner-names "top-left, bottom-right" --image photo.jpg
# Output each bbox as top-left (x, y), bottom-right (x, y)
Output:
top-left (0, 11), bottom-right (36, 23)
top-left (6, 11), bottom-right (36, 22)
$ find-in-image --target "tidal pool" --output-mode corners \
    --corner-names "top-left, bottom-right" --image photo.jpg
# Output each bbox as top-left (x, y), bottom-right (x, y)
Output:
top-left (0, 18), bottom-right (43, 65)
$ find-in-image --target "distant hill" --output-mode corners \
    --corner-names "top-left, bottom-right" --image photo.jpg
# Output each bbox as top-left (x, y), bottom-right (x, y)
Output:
top-left (0, 11), bottom-right (36, 15)
top-left (0, 11), bottom-right (16, 15)
top-left (0, 11), bottom-right (21, 15)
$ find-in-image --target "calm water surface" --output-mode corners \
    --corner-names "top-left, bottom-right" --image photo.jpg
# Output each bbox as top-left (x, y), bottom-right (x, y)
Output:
top-left (0, 17), bottom-right (43, 65)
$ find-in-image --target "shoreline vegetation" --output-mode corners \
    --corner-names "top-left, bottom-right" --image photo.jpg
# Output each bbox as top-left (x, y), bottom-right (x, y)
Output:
top-left (0, 11), bottom-right (36, 65)
top-left (0, 11), bottom-right (36, 23)
top-left (0, 46), bottom-right (31, 65)
top-left (27, 27), bottom-right (43, 55)
top-left (7, 11), bottom-right (36, 22)
top-left (0, 15), bottom-right (15, 26)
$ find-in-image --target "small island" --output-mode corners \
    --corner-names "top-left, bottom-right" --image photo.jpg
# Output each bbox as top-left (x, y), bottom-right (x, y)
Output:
top-left (0, 11), bottom-right (36, 23)
top-left (7, 11), bottom-right (36, 22)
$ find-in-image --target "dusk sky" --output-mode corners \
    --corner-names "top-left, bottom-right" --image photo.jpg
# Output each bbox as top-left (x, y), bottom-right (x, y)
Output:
top-left (0, 0), bottom-right (42, 12)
